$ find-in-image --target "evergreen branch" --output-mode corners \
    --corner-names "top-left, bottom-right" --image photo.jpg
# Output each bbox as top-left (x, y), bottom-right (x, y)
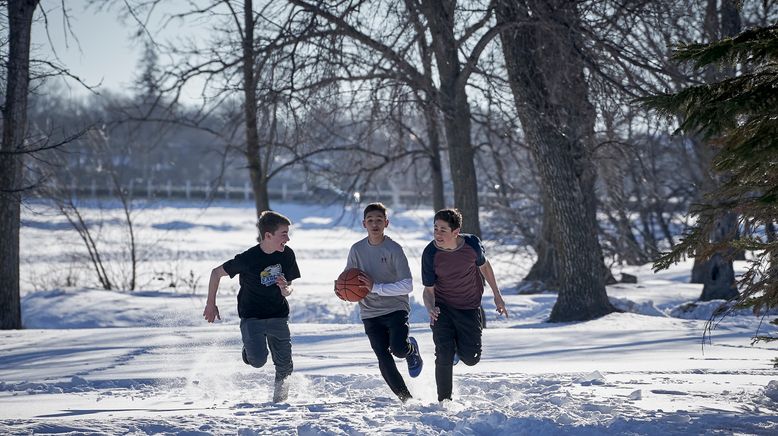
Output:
top-left (671, 24), bottom-right (778, 69)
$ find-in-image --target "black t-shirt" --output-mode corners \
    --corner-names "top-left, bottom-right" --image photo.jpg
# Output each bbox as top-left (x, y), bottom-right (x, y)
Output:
top-left (222, 245), bottom-right (301, 319)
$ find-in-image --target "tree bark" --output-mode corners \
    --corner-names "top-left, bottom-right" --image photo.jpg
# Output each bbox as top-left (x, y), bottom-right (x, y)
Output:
top-left (497, 0), bottom-right (614, 321)
top-left (422, 99), bottom-right (446, 213)
top-left (1, 0), bottom-right (39, 330)
top-left (767, 221), bottom-right (777, 273)
top-left (420, 0), bottom-right (481, 236)
top-left (242, 0), bottom-right (271, 219)
top-left (699, 212), bottom-right (739, 301)
top-left (523, 198), bottom-right (559, 290)
top-left (694, 0), bottom-right (742, 297)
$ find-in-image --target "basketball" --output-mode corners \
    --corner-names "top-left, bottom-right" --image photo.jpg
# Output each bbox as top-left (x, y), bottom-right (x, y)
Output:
top-left (335, 268), bottom-right (371, 302)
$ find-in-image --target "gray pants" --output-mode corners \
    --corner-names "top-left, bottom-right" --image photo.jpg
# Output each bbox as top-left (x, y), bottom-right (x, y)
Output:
top-left (240, 317), bottom-right (293, 381)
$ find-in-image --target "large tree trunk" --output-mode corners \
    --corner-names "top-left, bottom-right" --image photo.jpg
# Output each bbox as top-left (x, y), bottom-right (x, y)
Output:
top-left (523, 195), bottom-right (559, 289)
top-left (420, 0), bottom-right (481, 236)
top-left (767, 221), bottom-right (777, 273)
top-left (422, 99), bottom-right (446, 213)
top-left (497, 0), bottom-right (614, 321)
top-left (693, 0), bottom-right (742, 297)
top-left (242, 0), bottom-right (270, 219)
top-left (1, 0), bottom-right (38, 330)
top-left (699, 212), bottom-right (739, 301)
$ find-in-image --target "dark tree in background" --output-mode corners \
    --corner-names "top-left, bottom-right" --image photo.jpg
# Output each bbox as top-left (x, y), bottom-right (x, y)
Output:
top-left (0, 0), bottom-right (39, 329)
top-left (496, 0), bottom-right (615, 322)
top-left (644, 24), bottom-right (778, 353)
top-left (688, 0), bottom-right (742, 302)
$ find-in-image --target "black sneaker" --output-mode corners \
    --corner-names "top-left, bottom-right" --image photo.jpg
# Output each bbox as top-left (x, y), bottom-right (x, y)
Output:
top-left (406, 337), bottom-right (423, 378)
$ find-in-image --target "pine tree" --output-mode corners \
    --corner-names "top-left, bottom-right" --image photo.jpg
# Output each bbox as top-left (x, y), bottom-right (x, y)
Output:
top-left (641, 24), bottom-right (778, 360)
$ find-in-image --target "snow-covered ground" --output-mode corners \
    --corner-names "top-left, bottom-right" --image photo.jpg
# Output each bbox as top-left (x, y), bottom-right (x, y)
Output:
top-left (2, 201), bottom-right (777, 435)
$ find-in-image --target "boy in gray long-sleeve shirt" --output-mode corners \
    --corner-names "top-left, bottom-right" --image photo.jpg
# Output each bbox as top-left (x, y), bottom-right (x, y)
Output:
top-left (341, 202), bottom-right (423, 402)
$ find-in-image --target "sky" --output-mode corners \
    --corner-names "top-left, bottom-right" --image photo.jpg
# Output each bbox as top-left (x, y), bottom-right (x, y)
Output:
top-left (30, 1), bottom-right (212, 102)
top-left (30, 1), bottom-right (142, 98)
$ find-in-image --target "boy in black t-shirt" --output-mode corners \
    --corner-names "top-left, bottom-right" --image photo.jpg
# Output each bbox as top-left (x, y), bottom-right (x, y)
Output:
top-left (204, 210), bottom-right (301, 403)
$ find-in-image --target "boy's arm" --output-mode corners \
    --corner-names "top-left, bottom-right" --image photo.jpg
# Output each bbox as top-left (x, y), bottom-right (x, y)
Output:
top-left (423, 286), bottom-right (440, 324)
top-left (372, 278), bottom-right (413, 296)
top-left (479, 259), bottom-right (509, 318)
top-left (204, 265), bottom-right (228, 322)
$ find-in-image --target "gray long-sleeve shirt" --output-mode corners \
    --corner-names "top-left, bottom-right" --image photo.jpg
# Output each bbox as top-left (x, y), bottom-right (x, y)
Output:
top-left (346, 235), bottom-right (413, 320)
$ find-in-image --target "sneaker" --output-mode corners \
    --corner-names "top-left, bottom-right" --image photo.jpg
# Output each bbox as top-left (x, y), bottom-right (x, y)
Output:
top-left (453, 352), bottom-right (460, 366)
top-left (406, 337), bottom-right (423, 378)
top-left (242, 347), bottom-right (250, 365)
top-left (273, 378), bottom-right (290, 403)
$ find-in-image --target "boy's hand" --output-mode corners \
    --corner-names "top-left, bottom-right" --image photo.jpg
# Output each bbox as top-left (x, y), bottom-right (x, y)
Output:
top-left (276, 276), bottom-right (292, 296)
top-left (358, 272), bottom-right (374, 294)
top-left (334, 279), bottom-right (345, 301)
top-left (203, 303), bottom-right (220, 323)
top-left (428, 306), bottom-right (440, 325)
top-left (494, 294), bottom-right (509, 318)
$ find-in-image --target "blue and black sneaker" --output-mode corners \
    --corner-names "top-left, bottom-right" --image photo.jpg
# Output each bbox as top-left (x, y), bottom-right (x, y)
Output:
top-left (406, 337), bottom-right (423, 378)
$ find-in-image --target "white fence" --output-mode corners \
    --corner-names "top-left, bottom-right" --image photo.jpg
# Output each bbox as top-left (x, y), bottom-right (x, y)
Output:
top-left (66, 180), bottom-right (438, 206)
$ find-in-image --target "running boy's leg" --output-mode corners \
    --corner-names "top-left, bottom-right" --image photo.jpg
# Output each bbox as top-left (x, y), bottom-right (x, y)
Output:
top-left (266, 317), bottom-right (294, 380)
top-left (386, 310), bottom-right (412, 358)
top-left (431, 304), bottom-right (457, 402)
top-left (451, 307), bottom-right (482, 366)
top-left (240, 318), bottom-right (270, 368)
top-left (266, 317), bottom-right (293, 402)
top-left (364, 313), bottom-right (412, 401)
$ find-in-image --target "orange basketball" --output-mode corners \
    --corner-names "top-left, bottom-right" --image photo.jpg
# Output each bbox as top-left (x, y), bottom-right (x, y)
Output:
top-left (335, 268), bottom-right (370, 302)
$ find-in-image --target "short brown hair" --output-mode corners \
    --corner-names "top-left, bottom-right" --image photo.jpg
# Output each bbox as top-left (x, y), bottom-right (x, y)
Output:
top-left (434, 208), bottom-right (462, 231)
top-left (363, 202), bottom-right (388, 219)
top-left (257, 210), bottom-right (292, 241)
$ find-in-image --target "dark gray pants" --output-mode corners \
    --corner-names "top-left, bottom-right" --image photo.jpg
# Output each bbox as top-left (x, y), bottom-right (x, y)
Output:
top-left (240, 317), bottom-right (293, 381)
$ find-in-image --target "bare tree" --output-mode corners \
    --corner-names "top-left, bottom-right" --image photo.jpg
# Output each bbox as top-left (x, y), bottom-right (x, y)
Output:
top-left (496, 0), bottom-right (615, 321)
top-left (1, 0), bottom-right (39, 329)
top-left (110, 1), bottom-right (318, 221)
top-left (290, 0), bottom-right (509, 235)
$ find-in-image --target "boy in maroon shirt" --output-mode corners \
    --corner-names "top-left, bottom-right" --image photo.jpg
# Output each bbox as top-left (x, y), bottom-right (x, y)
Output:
top-left (421, 208), bottom-right (509, 402)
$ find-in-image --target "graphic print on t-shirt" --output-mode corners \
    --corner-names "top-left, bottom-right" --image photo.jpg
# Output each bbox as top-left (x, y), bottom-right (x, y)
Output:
top-left (260, 264), bottom-right (283, 286)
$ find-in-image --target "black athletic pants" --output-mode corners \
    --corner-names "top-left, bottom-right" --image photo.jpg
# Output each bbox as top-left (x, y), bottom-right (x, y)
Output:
top-left (431, 303), bottom-right (482, 401)
top-left (363, 310), bottom-right (412, 401)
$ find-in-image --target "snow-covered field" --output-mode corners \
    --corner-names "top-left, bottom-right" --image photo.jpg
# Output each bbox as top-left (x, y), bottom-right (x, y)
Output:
top-left (2, 201), bottom-right (777, 435)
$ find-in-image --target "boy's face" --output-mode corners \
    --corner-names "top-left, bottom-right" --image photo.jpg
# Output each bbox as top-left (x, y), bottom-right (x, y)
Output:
top-left (263, 225), bottom-right (290, 252)
top-left (433, 219), bottom-right (460, 247)
top-left (363, 211), bottom-right (388, 237)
